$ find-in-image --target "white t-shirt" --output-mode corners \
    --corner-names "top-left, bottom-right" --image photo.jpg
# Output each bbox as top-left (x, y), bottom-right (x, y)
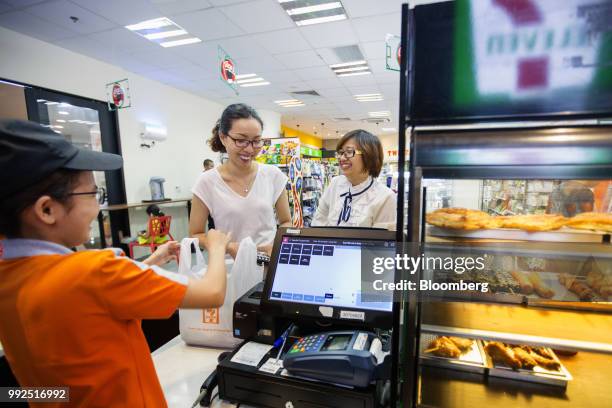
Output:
top-left (192, 164), bottom-right (288, 246)
top-left (312, 175), bottom-right (397, 229)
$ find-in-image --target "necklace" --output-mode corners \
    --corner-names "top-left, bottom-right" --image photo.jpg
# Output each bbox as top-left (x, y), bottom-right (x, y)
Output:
top-left (222, 164), bottom-right (257, 195)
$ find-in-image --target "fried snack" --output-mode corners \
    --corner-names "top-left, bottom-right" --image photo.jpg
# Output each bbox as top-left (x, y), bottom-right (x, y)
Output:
top-left (586, 269), bottom-right (612, 301)
top-left (497, 214), bottom-right (567, 231)
top-left (448, 337), bottom-right (473, 352)
top-left (424, 336), bottom-right (461, 358)
top-left (484, 342), bottom-right (522, 369)
top-left (565, 212), bottom-right (612, 232)
top-left (559, 273), bottom-right (596, 301)
top-left (529, 352), bottom-right (561, 370)
top-left (523, 346), bottom-right (555, 360)
top-left (527, 272), bottom-right (555, 299)
top-left (426, 208), bottom-right (492, 230)
top-left (512, 347), bottom-right (537, 369)
top-left (510, 271), bottom-right (534, 295)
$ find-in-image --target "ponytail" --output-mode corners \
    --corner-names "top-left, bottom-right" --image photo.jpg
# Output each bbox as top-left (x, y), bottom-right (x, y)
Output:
top-left (208, 119), bottom-right (226, 152)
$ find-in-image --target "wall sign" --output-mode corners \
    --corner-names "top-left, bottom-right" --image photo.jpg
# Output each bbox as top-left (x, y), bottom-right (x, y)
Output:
top-left (105, 78), bottom-right (131, 111)
top-left (218, 45), bottom-right (238, 95)
top-left (385, 34), bottom-right (401, 72)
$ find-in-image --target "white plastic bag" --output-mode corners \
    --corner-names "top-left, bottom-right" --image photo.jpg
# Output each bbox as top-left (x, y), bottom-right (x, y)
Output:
top-left (178, 237), bottom-right (261, 349)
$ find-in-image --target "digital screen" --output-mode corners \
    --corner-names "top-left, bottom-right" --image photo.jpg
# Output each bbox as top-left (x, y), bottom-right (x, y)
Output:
top-left (322, 334), bottom-right (351, 351)
top-left (268, 236), bottom-right (395, 312)
top-left (412, 0), bottom-right (612, 122)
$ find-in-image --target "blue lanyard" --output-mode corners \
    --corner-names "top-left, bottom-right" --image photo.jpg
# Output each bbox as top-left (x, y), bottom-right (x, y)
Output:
top-left (336, 178), bottom-right (374, 225)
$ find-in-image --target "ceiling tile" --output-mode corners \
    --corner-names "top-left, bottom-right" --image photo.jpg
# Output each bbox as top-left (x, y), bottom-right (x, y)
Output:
top-left (342, 0), bottom-right (404, 18)
top-left (361, 40), bottom-right (386, 60)
top-left (274, 49), bottom-right (325, 70)
top-left (168, 42), bottom-right (218, 66)
top-left (86, 27), bottom-right (159, 54)
top-left (0, 10), bottom-right (77, 41)
top-left (316, 87), bottom-right (351, 98)
top-left (151, 0), bottom-right (212, 16)
top-left (339, 72), bottom-right (378, 88)
top-left (172, 8), bottom-right (243, 41)
top-left (299, 20), bottom-right (357, 49)
top-left (254, 69), bottom-right (298, 83)
top-left (219, 0), bottom-right (293, 34)
top-left (129, 47), bottom-right (190, 69)
top-left (26, 0), bottom-right (116, 34)
top-left (251, 28), bottom-right (310, 55)
top-left (115, 55), bottom-right (162, 74)
top-left (2, 0), bottom-right (47, 7)
top-left (166, 63), bottom-right (216, 81)
top-left (351, 13), bottom-right (401, 43)
top-left (234, 55), bottom-right (287, 74)
top-left (216, 35), bottom-right (271, 59)
top-left (305, 77), bottom-right (344, 90)
top-left (293, 65), bottom-right (335, 81)
top-left (71, 0), bottom-right (161, 26)
top-left (208, 0), bottom-right (245, 6)
top-left (54, 36), bottom-right (125, 62)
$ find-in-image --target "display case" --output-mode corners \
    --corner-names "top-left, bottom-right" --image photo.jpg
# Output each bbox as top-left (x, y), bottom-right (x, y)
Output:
top-left (392, 2), bottom-right (612, 406)
top-left (398, 126), bottom-right (612, 408)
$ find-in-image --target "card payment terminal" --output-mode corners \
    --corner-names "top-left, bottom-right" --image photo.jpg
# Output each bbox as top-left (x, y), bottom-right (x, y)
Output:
top-left (283, 331), bottom-right (385, 388)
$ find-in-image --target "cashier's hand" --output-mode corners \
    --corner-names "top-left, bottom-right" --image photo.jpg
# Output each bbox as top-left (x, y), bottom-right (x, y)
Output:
top-left (143, 241), bottom-right (180, 266)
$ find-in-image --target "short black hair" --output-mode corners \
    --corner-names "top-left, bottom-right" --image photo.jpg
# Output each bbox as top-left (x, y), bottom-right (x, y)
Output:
top-left (336, 129), bottom-right (384, 177)
top-left (0, 169), bottom-right (82, 237)
top-left (203, 159), bottom-right (214, 167)
top-left (209, 103), bottom-right (264, 153)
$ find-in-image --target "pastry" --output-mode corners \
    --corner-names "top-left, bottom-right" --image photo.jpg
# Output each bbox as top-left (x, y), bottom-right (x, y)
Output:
top-left (527, 272), bottom-right (555, 299)
top-left (448, 337), bottom-right (473, 352)
top-left (426, 208), bottom-right (493, 230)
top-left (559, 273), bottom-right (596, 301)
top-left (565, 212), bottom-right (612, 232)
top-left (586, 269), bottom-right (612, 300)
top-left (510, 271), bottom-right (534, 295)
top-left (512, 347), bottom-right (537, 369)
top-left (497, 214), bottom-right (567, 231)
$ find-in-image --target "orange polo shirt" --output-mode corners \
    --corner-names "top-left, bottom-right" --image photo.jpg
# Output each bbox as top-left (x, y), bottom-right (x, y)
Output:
top-left (0, 239), bottom-right (188, 407)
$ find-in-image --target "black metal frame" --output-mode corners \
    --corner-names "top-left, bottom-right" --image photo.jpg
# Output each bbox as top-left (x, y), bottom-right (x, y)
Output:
top-left (4, 77), bottom-right (132, 247)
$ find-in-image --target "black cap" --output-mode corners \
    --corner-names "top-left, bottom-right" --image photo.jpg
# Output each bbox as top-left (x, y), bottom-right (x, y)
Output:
top-left (0, 119), bottom-right (123, 199)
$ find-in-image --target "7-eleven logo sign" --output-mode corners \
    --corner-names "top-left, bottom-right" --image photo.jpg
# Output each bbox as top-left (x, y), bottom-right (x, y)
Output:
top-left (203, 308), bottom-right (220, 324)
top-left (472, 0), bottom-right (598, 97)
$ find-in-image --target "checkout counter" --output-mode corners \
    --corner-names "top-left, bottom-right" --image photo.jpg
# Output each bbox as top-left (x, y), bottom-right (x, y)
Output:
top-left (154, 227), bottom-right (396, 407)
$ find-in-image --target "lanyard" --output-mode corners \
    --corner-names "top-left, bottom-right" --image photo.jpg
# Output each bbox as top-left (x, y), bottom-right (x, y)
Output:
top-left (336, 178), bottom-right (375, 226)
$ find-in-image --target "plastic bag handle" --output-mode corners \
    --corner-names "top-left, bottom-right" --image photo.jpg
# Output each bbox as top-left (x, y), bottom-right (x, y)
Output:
top-left (178, 237), bottom-right (205, 276)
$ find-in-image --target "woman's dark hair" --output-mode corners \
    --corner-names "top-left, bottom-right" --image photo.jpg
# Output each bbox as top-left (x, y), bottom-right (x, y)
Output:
top-left (0, 169), bottom-right (82, 237)
top-left (209, 103), bottom-right (264, 153)
top-left (336, 129), bottom-right (384, 177)
top-left (146, 204), bottom-right (164, 217)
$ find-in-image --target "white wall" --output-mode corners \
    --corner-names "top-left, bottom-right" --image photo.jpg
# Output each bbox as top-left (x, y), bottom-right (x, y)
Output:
top-left (0, 26), bottom-right (281, 203)
top-left (0, 26), bottom-right (280, 242)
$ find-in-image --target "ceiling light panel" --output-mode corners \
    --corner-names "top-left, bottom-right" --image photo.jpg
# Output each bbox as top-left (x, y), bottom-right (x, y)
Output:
top-left (232, 73), bottom-right (270, 87)
top-left (126, 17), bottom-right (201, 48)
top-left (330, 59), bottom-right (371, 77)
top-left (279, 0), bottom-right (348, 26)
top-left (355, 93), bottom-right (384, 102)
top-left (275, 99), bottom-right (305, 107)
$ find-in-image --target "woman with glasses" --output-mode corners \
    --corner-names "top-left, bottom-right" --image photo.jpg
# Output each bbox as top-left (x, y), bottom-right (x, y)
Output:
top-left (312, 129), bottom-right (396, 229)
top-left (190, 104), bottom-right (292, 257)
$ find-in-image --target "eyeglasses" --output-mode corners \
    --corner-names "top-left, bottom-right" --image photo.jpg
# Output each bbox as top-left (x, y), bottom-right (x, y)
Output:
top-left (68, 187), bottom-right (106, 204)
top-left (226, 134), bottom-right (265, 149)
top-left (335, 148), bottom-right (363, 159)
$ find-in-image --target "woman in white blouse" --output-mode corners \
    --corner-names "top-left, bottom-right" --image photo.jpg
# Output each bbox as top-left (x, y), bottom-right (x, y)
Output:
top-left (312, 130), bottom-right (396, 229)
top-left (190, 104), bottom-right (292, 257)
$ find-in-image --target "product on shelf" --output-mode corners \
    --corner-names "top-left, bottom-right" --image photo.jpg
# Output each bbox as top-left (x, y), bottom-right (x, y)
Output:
top-left (425, 207), bottom-right (493, 230)
top-left (558, 273), bottom-right (597, 301)
top-left (565, 211), bottom-right (612, 232)
top-left (484, 342), bottom-right (562, 371)
top-left (424, 336), bottom-right (473, 358)
top-left (497, 214), bottom-right (567, 232)
top-left (586, 269), bottom-right (612, 300)
top-left (526, 272), bottom-right (556, 299)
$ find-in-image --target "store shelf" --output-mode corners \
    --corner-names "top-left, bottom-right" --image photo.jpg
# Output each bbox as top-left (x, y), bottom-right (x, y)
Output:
top-left (421, 302), bottom-right (612, 349)
top-left (427, 226), bottom-right (610, 244)
top-left (418, 351), bottom-right (612, 408)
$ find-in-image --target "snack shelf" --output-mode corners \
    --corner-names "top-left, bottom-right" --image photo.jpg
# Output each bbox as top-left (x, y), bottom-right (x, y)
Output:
top-left (427, 226), bottom-right (610, 244)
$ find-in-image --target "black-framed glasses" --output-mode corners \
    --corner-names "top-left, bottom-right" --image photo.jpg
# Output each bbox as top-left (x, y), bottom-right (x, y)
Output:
top-left (68, 187), bottom-right (106, 204)
top-left (335, 148), bottom-right (363, 159)
top-left (226, 134), bottom-right (265, 149)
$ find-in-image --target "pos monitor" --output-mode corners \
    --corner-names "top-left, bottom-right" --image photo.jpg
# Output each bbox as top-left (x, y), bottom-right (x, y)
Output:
top-left (262, 227), bottom-right (396, 329)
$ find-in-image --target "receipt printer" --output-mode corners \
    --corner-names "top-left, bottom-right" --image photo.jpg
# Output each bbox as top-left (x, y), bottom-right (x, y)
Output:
top-left (233, 282), bottom-right (285, 345)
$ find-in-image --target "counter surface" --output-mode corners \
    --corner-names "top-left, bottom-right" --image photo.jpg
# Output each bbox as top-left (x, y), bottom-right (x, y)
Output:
top-left (153, 336), bottom-right (255, 408)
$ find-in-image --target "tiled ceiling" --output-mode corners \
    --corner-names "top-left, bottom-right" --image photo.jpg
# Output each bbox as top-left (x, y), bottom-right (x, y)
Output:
top-left (0, 0), bottom-right (406, 139)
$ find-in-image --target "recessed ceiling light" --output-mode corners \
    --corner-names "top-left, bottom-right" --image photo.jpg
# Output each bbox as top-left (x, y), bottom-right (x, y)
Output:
top-left (58, 111), bottom-right (69, 115)
top-left (369, 111), bottom-right (390, 117)
top-left (240, 81), bottom-right (271, 87)
top-left (160, 37), bottom-right (201, 48)
top-left (330, 60), bottom-right (371, 77)
top-left (126, 17), bottom-right (201, 48)
top-left (36, 99), bottom-right (46, 103)
top-left (56, 119), bottom-right (66, 123)
top-left (53, 125), bottom-right (64, 129)
top-left (382, 127), bottom-right (396, 132)
top-left (275, 99), bottom-right (305, 107)
top-left (235, 73), bottom-right (257, 80)
top-left (355, 93), bottom-right (384, 102)
top-left (45, 101), bottom-right (58, 105)
top-left (279, 0), bottom-right (348, 26)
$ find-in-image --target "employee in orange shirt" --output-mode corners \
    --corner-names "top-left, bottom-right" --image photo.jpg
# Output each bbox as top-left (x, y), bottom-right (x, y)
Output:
top-left (0, 120), bottom-right (231, 407)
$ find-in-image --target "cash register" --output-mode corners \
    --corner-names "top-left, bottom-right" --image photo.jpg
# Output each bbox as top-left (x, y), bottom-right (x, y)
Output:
top-left (212, 227), bottom-right (396, 408)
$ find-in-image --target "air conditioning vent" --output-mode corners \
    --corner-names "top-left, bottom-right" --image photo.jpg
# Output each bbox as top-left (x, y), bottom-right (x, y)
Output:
top-left (290, 90), bottom-right (320, 97)
top-left (361, 117), bottom-right (391, 123)
top-left (331, 45), bottom-right (364, 63)
top-left (332, 117), bottom-right (352, 121)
